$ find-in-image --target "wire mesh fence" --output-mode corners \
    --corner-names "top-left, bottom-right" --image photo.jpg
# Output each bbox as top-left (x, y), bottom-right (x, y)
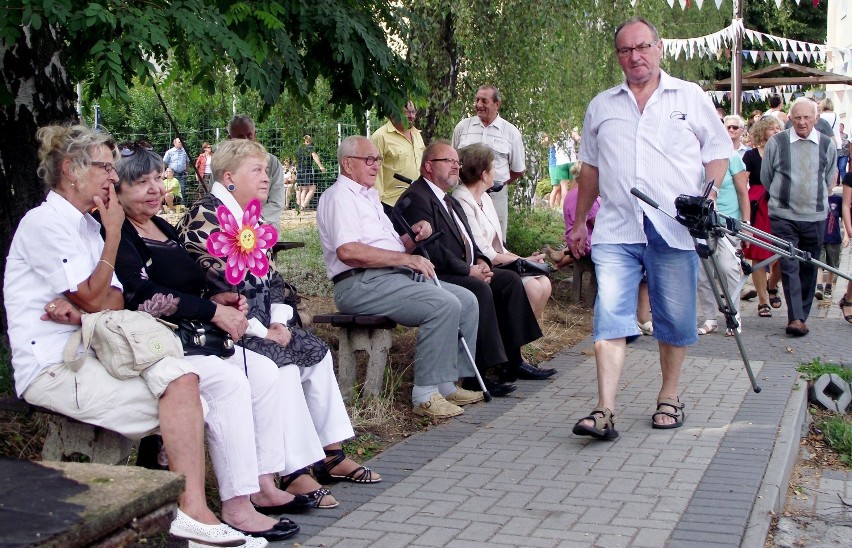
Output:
top-left (111, 122), bottom-right (364, 208)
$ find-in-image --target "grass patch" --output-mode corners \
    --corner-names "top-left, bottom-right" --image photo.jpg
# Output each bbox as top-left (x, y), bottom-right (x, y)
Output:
top-left (796, 357), bottom-right (852, 384)
top-left (817, 414), bottom-right (852, 466)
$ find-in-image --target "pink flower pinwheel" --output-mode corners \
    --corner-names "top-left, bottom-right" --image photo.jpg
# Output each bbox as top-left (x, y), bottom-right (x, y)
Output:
top-left (206, 198), bottom-right (279, 285)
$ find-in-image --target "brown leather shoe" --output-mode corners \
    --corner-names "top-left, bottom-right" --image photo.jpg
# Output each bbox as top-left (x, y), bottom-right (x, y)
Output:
top-left (785, 320), bottom-right (809, 337)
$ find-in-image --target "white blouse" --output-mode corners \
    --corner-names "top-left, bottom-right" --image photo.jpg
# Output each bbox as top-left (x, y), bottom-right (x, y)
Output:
top-left (452, 184), bottom-right (505, 261)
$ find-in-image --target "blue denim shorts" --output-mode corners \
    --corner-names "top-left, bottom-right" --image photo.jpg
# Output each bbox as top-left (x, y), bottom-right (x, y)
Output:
top-left (592, 218), bottom-right (699, 346)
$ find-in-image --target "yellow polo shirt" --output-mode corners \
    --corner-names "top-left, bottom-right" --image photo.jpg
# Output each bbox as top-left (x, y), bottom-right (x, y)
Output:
top-left (370, 120), bottom-right (425, 205)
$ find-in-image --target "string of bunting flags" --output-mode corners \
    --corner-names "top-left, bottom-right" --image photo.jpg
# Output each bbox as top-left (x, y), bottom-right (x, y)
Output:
top-left (661, 19), bottom-right (845, 63)
top-left (704, 87), bottom-right (830, 105)
top-left (633, 0), bottom-right (825, 9)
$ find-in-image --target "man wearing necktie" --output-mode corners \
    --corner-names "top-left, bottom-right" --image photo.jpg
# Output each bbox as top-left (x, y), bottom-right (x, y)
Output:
top-left (397, 140), bottom-right (548, 393)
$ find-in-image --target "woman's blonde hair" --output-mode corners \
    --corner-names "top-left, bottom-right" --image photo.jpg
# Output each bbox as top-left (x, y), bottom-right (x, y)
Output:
top-left (211, 139), bottom-right (267, 182)
top-left (36, 125), bottom-right (116, 189)
top-left (748, 116), bottom-right (782, 148)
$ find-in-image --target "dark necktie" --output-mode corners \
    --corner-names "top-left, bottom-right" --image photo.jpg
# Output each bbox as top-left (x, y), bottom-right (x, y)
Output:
top-left (444, 195), bottom-right (472, 265)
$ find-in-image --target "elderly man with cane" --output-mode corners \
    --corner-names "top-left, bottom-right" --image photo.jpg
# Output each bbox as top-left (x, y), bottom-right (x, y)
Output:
top-left (317, 135), bottom-right (484, 419)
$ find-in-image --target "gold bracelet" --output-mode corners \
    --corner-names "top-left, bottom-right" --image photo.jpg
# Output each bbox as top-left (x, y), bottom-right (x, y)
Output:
top-left (99, 259), bottom-right (115, 270)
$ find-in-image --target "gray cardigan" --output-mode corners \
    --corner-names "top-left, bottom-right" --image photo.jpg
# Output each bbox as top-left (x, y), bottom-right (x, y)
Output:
top-left (761, 128), bottom-right (836, 222)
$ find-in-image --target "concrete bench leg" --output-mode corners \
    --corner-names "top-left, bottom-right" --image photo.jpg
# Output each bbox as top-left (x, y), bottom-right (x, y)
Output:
top-left (337, 327), bottom-right (393, 400)
top-left (42, 415), bottom-right (134, 465)
top-left (571, 260), bottom-right (597, 307)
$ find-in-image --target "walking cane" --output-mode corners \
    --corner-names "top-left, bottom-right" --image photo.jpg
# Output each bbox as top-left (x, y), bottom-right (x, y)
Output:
top-left (391, 192), bottom-right (492, 402)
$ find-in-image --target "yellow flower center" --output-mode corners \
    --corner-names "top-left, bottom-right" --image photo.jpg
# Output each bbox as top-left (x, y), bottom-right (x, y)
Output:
top-left (238, 227), bottom-right (256, 252)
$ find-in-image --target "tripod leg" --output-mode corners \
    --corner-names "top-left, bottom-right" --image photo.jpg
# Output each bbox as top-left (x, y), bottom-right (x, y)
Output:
top-left (698, 237), bottom-right (761, 393)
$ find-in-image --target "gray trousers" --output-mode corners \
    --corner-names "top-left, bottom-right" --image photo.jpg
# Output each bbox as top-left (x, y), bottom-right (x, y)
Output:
top-left (770, 217), bottom-right (825, 322)
top-left (333, 268), bottom-right (479, 386)
top-left (490, 185), bottom-right (509, 242)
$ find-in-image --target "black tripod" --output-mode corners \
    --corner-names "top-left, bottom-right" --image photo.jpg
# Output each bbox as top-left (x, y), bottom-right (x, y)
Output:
top-left (631, 185), bottom-right (852, 394)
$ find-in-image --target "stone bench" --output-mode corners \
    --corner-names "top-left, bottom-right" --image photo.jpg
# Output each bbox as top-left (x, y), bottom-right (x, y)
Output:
top-left (0, 397), bottom-right (134, 465)
top-left (312, 313), bottom-right (397, 401)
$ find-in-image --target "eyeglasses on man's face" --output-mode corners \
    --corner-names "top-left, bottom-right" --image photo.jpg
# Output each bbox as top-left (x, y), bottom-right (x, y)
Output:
top-left (347, 155), bottom-right (383, 166)
top-left (430, 158), bottom-right (463, 168)
top-left (91, 161), bottom-right (116, 174)
top-left (118, 140), bottom-right (154, 157)
top-left (615, 40), bottom-right (659, 58)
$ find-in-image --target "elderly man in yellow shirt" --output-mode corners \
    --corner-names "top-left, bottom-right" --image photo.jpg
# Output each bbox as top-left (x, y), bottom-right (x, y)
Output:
top-left (370, 100), bottom-right (426, 208)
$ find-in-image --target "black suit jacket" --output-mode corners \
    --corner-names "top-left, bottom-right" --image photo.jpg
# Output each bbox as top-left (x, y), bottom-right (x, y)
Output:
top-left (396, 178), bottom-right (490, 276)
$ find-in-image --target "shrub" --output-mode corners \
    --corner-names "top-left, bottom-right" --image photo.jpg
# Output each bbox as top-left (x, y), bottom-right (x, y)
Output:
top-left (507, 206), bottom-right (566, 257)
top-left (535, 178), bottom-right (552, 198)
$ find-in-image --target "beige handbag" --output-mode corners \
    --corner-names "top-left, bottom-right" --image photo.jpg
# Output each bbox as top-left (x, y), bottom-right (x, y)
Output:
top-left (62, 310), bottom-right (184, 379)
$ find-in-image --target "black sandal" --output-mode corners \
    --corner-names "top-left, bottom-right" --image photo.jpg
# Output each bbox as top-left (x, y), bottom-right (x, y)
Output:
top-left (758, 303), bottom-right (772, 317)
top-left (840, 297), bottom-right (852, 325)
top-left (572, 407), bottom-right (619, 440)
top-left (768, 288), bottom-right (782, 309)
top-left (312, 448), bottom-right (381, 484)
top-left (279, 467), bottom-right (339, 509)
top-left (652, 398), bottom-right (685, 430)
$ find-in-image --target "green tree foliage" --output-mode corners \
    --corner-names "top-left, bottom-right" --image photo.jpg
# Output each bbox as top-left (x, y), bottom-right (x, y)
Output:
top-left (403, 0), bottom-right (728, 152)
top-left (0, 0), bottom-right (420, 333)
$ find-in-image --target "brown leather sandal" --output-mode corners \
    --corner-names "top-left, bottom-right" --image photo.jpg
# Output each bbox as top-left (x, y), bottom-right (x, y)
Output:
top-left (840, 297), bottom-right (852, 325)
top-left (572, 407), bottom-right (619, 440)
top-left (652, 398), bottom-right (685, 430)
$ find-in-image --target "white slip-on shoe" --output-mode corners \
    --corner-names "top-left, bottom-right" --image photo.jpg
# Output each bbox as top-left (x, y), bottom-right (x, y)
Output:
top-left (170, 509), bottom-right (247, 547)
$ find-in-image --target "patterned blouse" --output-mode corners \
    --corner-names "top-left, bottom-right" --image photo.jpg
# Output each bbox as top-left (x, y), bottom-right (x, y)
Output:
top-left (177, 192), bottom-right (327, 367)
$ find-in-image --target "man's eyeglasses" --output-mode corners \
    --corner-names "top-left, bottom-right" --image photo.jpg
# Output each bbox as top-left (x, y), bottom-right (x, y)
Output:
top-left (726, 125), bottom-right (743, 131)
top-left (118, 140), bottom-right (154, 157)
top-left (91, 161), bottom-right (116, 174)
top-left (347, 155), bottom-right (383, 166)
top-left (430, 158), bottom-right (463, 168)
top-left (615, 40), bottom-right (659, 57)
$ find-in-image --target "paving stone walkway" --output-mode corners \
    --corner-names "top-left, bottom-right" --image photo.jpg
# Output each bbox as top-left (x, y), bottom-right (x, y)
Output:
top-left (282, 250), bottom-right (851, 547)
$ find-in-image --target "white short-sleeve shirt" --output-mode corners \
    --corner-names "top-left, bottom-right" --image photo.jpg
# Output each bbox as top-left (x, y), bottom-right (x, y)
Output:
top-left (579, 70), bottom-right (732, 250)
top-left (4, 191), bottom-right (122, 397)
top-left (453, 115), bottom-right (526, 184)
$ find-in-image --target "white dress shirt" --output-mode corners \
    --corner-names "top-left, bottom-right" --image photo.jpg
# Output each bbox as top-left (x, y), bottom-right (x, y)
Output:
top-left (579, 70), bottom-right (731, 250)
top-left (4, 191), bottom-right (123, 397)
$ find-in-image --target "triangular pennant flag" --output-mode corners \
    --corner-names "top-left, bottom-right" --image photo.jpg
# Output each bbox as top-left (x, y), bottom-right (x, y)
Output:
top-left (784, 93), bottom-right (794, 103)
top-left (677, 0), bottom-right (687, 9)
top-left (666, 0), bottom-right (675, 7)
top-left (695, 0), bottom-right (704, 8)
top-left (630, 0), bottom-right (638, 5)
top-left (714, 0), bottom-right (723, 8)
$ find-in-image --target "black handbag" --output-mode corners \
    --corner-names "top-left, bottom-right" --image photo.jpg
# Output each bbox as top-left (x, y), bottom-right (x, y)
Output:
top-left (496, 258), bottom-right (552, 277)
top-left (176, 320), bottom-right (235, 358)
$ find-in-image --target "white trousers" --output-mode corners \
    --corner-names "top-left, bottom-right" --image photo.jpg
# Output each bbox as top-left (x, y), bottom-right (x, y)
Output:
top-left (191, 349), bottom-right (286, 501)
top-left (279, 351), bottom-right (355, 474)
top-left (697, 235), bottom-right (743, 324)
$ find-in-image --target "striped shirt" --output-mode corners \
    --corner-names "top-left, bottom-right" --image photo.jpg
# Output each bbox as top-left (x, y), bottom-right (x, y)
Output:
top-left (760, 128), bottom-right (836, 223)
top-left (579, 70), bottom-right (731, 250)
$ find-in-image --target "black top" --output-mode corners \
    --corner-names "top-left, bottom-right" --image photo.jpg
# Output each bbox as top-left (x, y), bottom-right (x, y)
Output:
top-left (742, 148), bottom-right (763, 188)
top-left (112, 215), bottom-right (217, 322)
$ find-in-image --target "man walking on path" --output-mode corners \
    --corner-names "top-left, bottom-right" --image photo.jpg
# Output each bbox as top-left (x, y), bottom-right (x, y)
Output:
top-left (761, 97), bottom-right (837, 336)
top-left (452, 85), bottom-right (525, 242)
top-left (569, 16), bottom-right (730, 440)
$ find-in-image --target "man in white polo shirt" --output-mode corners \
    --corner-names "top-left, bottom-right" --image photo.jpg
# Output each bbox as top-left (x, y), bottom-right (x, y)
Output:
top-left (569, 16), bottom-right (731, 440)
top-left (452, 85), bottom-right (525, 241)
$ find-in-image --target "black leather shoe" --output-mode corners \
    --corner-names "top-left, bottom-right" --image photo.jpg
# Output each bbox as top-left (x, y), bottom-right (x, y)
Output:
top-left (517, 362), bottom-right (557, 380)
top-left (461, 377), bottom-right (516, 397)
top-left (229, 517), bottom-right (300, 541)
top-left (251, 493), bottom-right (314, 515)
